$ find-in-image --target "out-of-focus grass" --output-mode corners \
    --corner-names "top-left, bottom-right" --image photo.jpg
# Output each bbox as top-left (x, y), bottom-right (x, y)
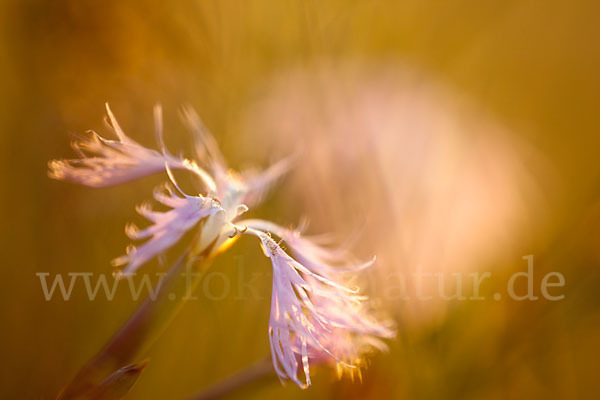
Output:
top-left (0, 0), bottom-right (599, 399)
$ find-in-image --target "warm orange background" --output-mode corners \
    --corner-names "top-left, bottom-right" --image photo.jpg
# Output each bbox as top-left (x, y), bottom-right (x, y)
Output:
top-left (1, 1), bottom-right (599, 399)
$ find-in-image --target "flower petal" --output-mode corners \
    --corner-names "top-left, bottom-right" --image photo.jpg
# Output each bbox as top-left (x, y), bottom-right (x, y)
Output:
top-left (112, 187), bottom-right (222, 275)
top-left (241, 219), bottom-right (374, 277)
top-left (49, 104), bottom-right (213, 189)
top-left (247, 228), bottom-right (394, 387)
top-left (240, 156), bottom-right (295, 208)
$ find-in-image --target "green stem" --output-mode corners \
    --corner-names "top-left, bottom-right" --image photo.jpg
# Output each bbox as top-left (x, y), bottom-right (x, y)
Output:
top-left (187, 358), bottom-right (274, 400)
top-left (58, 251), bottom-right (211, 399)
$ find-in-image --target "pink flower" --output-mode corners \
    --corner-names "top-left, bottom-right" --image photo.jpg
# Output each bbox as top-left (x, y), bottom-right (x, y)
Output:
top-left (244, 228), bottom-right (394, 387)
top-left (50, 104), bottom-right (395, 388)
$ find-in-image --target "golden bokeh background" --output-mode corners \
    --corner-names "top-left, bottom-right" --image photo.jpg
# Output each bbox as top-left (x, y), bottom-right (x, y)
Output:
top-left (1, 0), bottom-right (599, 399)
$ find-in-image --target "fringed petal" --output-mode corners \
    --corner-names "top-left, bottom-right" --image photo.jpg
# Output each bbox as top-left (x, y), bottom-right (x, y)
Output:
top-left (240, 219), bottom-right (374, 277)
top-left (248, 229), bottom-right (394, 387)
top-left (112, 186), bottom-right (223, 276)
top-left (49, 104), bottom-right (212, 189)
top-left (240, 156), bottom-right (295, 208)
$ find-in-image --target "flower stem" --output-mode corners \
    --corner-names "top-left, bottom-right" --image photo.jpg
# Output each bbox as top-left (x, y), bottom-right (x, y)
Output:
top-left (58, 251), bottom-right (211, 399)
top-left (188, 358), bottom-right (274, 400)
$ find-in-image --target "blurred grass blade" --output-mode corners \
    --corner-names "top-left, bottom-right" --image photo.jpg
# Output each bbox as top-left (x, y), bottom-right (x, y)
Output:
top-left (85, 359), bottom-right (149, 400)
